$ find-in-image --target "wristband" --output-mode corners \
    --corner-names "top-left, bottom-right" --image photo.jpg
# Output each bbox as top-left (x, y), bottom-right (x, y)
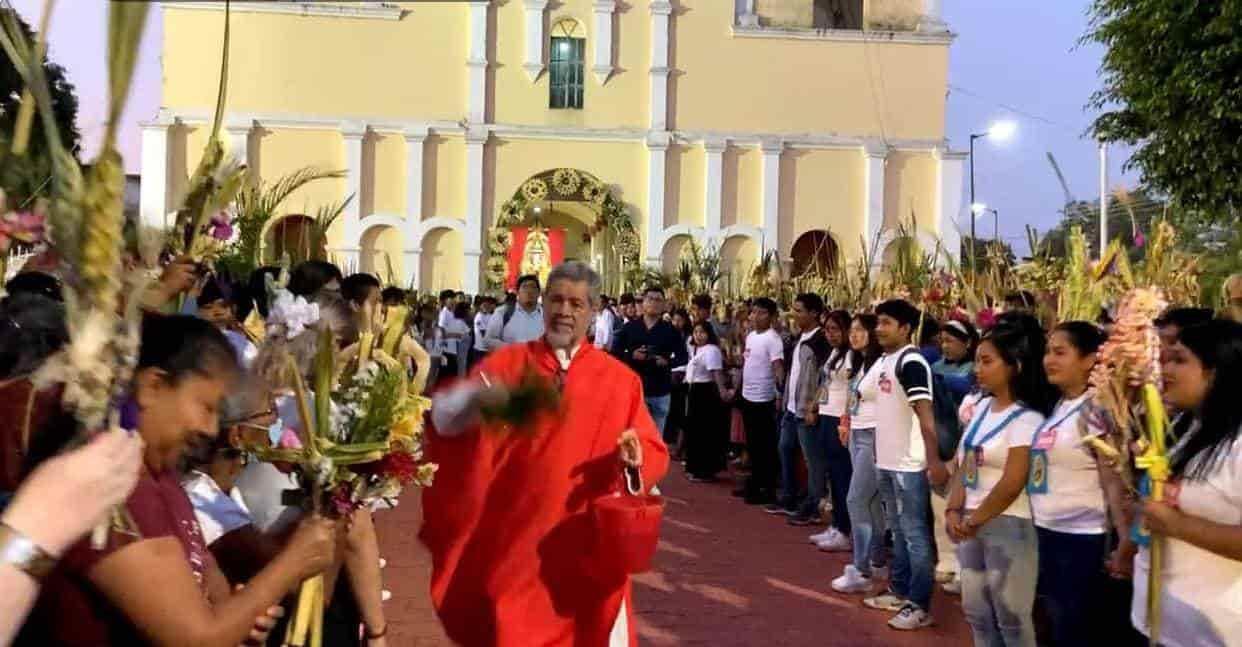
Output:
top-left (0, 521), bottom-right (58, 581)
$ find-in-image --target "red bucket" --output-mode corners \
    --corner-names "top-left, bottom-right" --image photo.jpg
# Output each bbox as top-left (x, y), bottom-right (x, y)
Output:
top-left (591, 466), bottom-right (664, 575)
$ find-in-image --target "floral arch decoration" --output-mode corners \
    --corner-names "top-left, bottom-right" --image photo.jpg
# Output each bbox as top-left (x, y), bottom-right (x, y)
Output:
top-left (485, 168), bottom-right (641, 291)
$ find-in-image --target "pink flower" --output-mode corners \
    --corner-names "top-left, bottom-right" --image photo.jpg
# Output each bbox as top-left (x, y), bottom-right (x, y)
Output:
top-left (277, 427), bottom-right (303, 450)
top-left (1133, 231), bottom-right (1146, 248)
top-left (329, 484), bottom-right (358, 517)
top-left (976, 308), bottom-right (998, 330)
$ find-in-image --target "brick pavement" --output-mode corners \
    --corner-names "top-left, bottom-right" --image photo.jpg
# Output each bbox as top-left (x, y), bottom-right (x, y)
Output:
top-left (375, 471), bottom-right (972, 646)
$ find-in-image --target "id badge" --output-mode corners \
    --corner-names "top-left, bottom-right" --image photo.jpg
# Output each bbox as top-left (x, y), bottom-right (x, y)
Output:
top-left (1027, 449), bottom-right (1049, 494)
top-left (962, 449), bottom-right (980, 489)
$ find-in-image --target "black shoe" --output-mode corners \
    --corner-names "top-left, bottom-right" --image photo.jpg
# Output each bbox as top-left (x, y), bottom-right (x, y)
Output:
top-left (763, 502), bottom-right (796, 516)
top-left (787, 512), bottom-right (823, 526)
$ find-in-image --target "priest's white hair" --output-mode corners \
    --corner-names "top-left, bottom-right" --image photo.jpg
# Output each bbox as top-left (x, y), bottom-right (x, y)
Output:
top-left (546, 261), bottom-right (601, 306)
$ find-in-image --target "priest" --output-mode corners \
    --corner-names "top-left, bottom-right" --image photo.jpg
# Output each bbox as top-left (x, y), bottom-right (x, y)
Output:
top-left (421, 261), bottom-right (669, 647)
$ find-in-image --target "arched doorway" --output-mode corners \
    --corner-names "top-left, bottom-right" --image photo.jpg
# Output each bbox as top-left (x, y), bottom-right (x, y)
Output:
top-left (790, 229), bottom-right (840, 276)
top-left (265, 214), bottom-right (326, 265)
top-left (720, 234), bottom-right (759, 299)
top-left (421, 228), bottom-right (464, 292)
top-left (487, 168), bottom-right (641, 296)
top-left (360, 225), bottom-right (403, 283)
top-left (661, 234), bottom-right (692, 274)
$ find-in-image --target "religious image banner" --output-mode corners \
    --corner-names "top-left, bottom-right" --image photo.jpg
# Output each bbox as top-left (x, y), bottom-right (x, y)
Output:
top-left (506, 226), bottom-right (565, 290)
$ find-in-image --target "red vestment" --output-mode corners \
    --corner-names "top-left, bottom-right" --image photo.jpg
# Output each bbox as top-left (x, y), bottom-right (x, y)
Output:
top-left (421, 340), bottom-right (669, 647)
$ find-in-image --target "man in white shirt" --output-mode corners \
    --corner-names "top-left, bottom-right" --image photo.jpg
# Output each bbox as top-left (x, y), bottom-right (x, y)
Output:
top-left (470, 296), bottom-right (496, 368)
top-left (592, 296), bottom-right (616, 350)
top-left (437, 289), bottom-right (457, 330)
top-left (861, 299), bottom-right (947, 631)
top-left (482, 274), bottom-right (544, 351)
top-left (734, 297), bottom-right (785, 506)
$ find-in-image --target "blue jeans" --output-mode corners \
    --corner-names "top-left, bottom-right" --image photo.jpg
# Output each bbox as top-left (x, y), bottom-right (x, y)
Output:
top-left (778, 411), bottom-right (805, 508)
top-left (645, 394), bottom-right (672, 440)
top-left (1036, 527), bottom-right (1106, 647)
top-left (847, 429), bottom-right (887, 574)
top-left (877, 468), bottom-right (935, 611)
top-left (959, 514), bottom-right (1038, 647)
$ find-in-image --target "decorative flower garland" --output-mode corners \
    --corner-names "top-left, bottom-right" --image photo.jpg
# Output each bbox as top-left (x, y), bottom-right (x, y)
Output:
top-left (485, 168), bottom-right (640, 290)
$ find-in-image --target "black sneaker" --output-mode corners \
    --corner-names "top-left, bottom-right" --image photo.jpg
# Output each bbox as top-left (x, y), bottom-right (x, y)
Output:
top-left (763, 502), bottom-right (796, 516)
top-left (787, 512), bottom-right (823, 526)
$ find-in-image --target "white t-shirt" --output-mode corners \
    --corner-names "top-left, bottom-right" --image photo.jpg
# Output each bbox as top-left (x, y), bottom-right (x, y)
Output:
top-left (872, 345), bottom-right (934, 472)
top-left (443, 317), bottom-right (470, 356)
top-left (1133, 431), bottom-right (1242, 647)
top-left (182, 470), bottom-right (252, 545)
top-left (819, 349), bottom-right (852, 418)
top-left (438, 305), bottom-right (453, 330)
top-left (473, 312), bottom-right (492, 352)
top-left (686, 344), bottom-right (723, 384)
top-left (958, 399), bottom-right (1042, 519)
top-left (1029, 394), bottom-right (1109, 534)
top-left (742, 329), bottom-right (784, 403)
top-left (786, 328), bottom-right (820, 414)
top-left (850, 360), bottom-right (879, 430)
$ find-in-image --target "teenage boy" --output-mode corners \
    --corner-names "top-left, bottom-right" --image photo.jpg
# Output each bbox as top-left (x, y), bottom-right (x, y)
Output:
top-left (861, 299), bottom-right (948, 631)
top-left (734, 297), bottom-right (785, 505)
top-left (769, 294), bottom-right (831, 523)
top-left (611, 285), bottom-right (687, 439)
top-left (482, 275), bottom-right (544, 350)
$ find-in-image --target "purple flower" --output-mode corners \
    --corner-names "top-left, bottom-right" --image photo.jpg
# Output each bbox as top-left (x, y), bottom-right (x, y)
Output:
top-left (1133, 231), bottom-right (1146, 248)
top-left (209, 212), bottom-right (234, 241)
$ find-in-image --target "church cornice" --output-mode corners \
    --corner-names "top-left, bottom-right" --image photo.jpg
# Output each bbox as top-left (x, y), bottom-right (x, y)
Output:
top-left (160, 1), bottom-right (407, 21)
top-left (731, 25), bottom-right (953, 46)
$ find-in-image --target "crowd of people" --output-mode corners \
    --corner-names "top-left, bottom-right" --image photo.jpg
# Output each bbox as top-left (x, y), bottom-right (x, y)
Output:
top-left (2, 254), bottom-right (1242, 647)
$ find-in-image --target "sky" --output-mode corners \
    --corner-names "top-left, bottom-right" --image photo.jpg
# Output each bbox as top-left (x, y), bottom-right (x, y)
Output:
top-left (12, 0), bottom-right (1138, 253)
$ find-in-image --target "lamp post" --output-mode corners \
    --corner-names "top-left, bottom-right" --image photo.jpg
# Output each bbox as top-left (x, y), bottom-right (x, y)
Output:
top-left (967, 120), bottom-right (1016, 273)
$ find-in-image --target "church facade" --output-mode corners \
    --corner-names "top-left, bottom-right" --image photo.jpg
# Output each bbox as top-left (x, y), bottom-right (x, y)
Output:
top-left (144, 0), bottom-right (963, 294)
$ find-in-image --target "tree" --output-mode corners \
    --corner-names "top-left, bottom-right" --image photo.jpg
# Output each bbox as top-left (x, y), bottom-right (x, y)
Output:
top-left (0, 8), bottom-right (82, 203)
top-left (1085, 1), bottom-right (1242, 220)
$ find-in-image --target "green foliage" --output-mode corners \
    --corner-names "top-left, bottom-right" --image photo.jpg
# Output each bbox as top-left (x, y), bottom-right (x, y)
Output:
top-left (0, 8), bottom-right (81, 204)
top-left (216, 167), bottom-right (345, 277)
top-left (1085, 0), bottom-right (1242, 219)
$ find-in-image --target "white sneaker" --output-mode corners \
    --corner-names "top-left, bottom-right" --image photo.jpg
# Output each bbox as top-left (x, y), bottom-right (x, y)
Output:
top-left (887, 604), bottom-right (934, 630)
top-left (808, 528), bottom-right (834, 544)
top-left (831, 565), bottom-right (873, 594)
top-left (815, 528), bottom-right (852, 552)
top-left (942, 575), bottom-right (961, 595)
top-left (863, 590), bottom-right (907, 612)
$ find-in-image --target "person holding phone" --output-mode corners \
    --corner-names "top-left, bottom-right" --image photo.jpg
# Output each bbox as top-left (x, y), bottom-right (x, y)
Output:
top-left (610, 286), bottom-right (688, 440)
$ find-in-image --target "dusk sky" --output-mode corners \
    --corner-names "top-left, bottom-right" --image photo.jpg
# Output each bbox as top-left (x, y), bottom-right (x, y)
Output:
top-left (12, 0), bottom-right (1138, 252)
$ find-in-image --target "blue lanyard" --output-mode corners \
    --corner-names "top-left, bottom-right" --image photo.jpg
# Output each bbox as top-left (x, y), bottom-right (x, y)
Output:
top-left (1031, 398), bottom-right (1087, 444)
top-left (963, 398), bottom-right (1028, 450)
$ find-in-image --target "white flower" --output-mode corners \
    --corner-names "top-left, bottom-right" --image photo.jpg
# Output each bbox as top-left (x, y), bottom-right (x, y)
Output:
top-left (267, 289), bottom-right (320, 340)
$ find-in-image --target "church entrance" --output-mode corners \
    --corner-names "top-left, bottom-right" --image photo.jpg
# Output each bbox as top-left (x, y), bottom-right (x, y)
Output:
top-left (486, 168), bottom-right (641, 296)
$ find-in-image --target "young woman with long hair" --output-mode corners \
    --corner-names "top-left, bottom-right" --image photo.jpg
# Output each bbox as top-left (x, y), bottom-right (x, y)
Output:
top-left (831, 313), bottom-right (889, 592)
top-left (1133, 319), bottom-right (1242, 645)
top-left (809, 310), bottom-right (855, 550)
top-left (945, 315), bottom-right (1054, 646)
top-left (683, 321), bottom-right (733, 482)
top-left (1032, 321), bottom-right (1134, 645)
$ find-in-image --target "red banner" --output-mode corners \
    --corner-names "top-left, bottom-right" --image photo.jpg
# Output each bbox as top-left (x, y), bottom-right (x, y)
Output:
top-left (505, 226), bottom-right (565, 290)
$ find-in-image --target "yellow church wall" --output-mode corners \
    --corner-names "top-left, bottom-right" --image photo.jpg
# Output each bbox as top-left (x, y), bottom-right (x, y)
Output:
top-left (421, 228), bottom-right (464, 292)
top-left (729, 147), bottom-right (764, 229)
top-left (252, 129), bottom-right (348, 247)
top-left (360, 225), bottom-right (404, 281)
top-left (161, 6), bottom-right (468, 121)
top-left (883, 151), bottom-right (938, 234)
top-left (492, 0), bottom-right (649, 129)
top-left (427, 136), bottom-right (467, 221)
top-left (670, 144), bottom-right (705, 230)
top-left (369, 133), bottom-right (407, 216)
top-left (783, 149), bottom-right (865, 258)
top-left (867, 0), bottom-right (925, 30)
top-left (491, 138), bottom-right (648, 231)
top-left (673, 1), bottom-right (948, 140)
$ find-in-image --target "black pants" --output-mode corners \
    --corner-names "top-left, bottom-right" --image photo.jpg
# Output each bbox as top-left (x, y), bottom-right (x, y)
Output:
top-left (667, 383), bottom-right (689, 453)
top-left (443, 353), bottom-right (459, 378)
top-left (685, 382), bottom-right (727, 478)
top-left (740, 398), bottom-right (779, 494)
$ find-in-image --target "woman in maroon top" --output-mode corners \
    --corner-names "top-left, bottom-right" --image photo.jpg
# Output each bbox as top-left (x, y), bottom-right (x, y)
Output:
top-left (17, 314), bottom-right (337, 646)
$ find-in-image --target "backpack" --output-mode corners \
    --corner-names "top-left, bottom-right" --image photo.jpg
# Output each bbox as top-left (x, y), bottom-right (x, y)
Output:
top-left (898, 348), bottom-right (963, 462)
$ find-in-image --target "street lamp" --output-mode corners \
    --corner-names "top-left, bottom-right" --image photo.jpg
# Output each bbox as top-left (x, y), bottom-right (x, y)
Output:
top-left (967, 120), bottom-right (1016, 272)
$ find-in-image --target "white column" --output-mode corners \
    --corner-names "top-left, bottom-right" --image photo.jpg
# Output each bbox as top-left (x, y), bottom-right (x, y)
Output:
top-left (139, 123), bottom-right (171, 230)
top-left (703, 138), bottom-right (726, 236)
top-left (467, 1), bottom-right (490, 124)
top-left (592, 0), bottom-right (616, 84)
top-left (934, 147), bottom-right (966, 267)
top-left (862, 143), bottom-right (888, 270)
top-left (341, 125), bottom-right (366, 253)
top-left (919, 0), bottom-right (948, 32)
top-left (464, 129), bottom-right (488, 292)
top-left (522, 0), bottom-right (547, 81)
top-left (403, 127), bottom-right (428, 286)
top-left (738, 0), bottom-right (759, 27)
top-left (649, 0), bottom-right (672, 131)
top-left (760, 140), bottom-right (782, 253)
top-left (225, 123), bottom-right (250, 168)
top-left (645, 134), bottom-right (669, 263)
top-left (403, 250), bottom-right (421, 290)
